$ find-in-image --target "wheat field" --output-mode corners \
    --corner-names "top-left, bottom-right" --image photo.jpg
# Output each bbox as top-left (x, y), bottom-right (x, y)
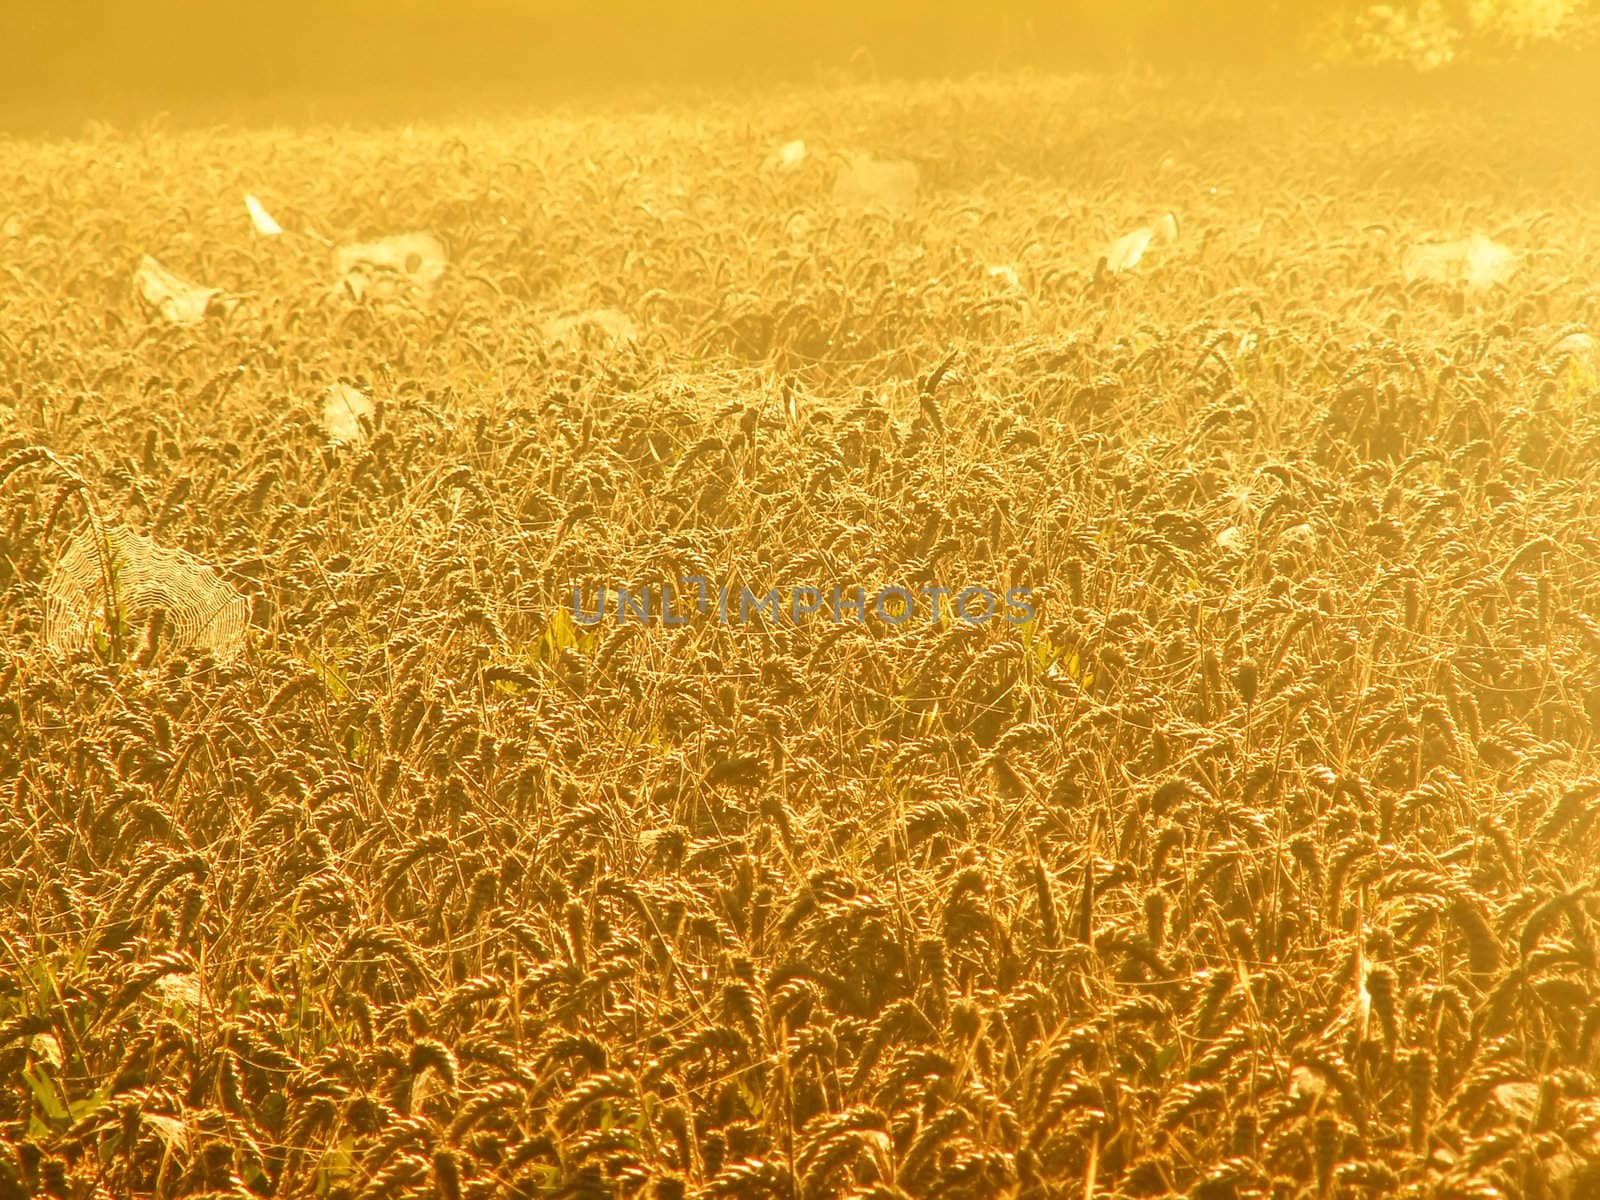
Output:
top-left (4, 71), bottom-right (1600, 1199)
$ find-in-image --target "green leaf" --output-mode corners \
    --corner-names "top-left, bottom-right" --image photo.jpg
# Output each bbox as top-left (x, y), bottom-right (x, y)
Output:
top-left (67, 1088), bottom-right (108, 1122)
top-left (23, 1064), bottom-right (68, 1124)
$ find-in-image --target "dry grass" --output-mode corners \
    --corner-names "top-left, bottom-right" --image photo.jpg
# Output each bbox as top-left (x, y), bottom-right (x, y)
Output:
top-left (3, 72), bottom-right (1600, 1199)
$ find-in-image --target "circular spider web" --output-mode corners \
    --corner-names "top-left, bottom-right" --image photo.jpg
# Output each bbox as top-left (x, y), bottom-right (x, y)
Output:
top-left (43, 524), bottom-right (249, 662)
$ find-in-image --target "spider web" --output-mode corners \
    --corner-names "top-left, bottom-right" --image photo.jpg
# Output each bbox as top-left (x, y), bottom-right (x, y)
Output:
top-left (43, 524), bottom-right (250, 662)
top-left (334, 232), bottom-right (447, 302)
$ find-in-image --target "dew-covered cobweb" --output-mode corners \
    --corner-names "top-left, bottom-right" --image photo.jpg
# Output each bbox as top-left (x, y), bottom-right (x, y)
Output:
top-left (44, 525), bottom-right (250, 662)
